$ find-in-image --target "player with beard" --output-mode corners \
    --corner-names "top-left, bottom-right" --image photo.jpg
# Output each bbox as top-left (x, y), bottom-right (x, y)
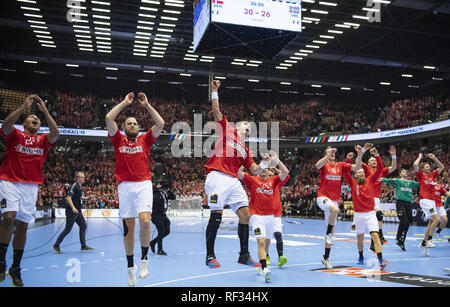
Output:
top-left (204, 80), bottom-right (277, 269)
top-left (343, 145), bottom-right (388, 270)
top-left (0, 95), bottom-right (59, 287)
top-left (106, 92), bottom-right (164, 286)
top-left (413, 153), bottom-right (445, 256)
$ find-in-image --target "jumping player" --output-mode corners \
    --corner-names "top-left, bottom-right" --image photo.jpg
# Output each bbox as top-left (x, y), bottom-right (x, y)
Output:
top-left (315, 146), bottom-right (354, 269)
top-left (0, 94), bottom-right (59, 287)
top-left (349, 145), bottom-right (397, 248)
top-left (238, 151), bottom-right (290, 281)
top-left (106, 91), bottom-right (164, 286)
top-left (204, 80), bottom-right (277, 269)
top-left (413, 153), bottom-right (445, 256)
top-left (343, 145), bottom-right (388, 270)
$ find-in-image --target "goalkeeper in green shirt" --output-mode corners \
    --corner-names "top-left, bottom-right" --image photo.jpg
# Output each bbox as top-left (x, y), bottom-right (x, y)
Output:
top-left (382, 169), bottom-right (420, 251)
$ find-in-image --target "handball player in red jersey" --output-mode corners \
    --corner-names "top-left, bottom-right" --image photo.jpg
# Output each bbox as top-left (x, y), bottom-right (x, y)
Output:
top-left (106, 92), bottom-right (164, 286)
top-left (347, 145), bottom-right (396, 250)
top-left (238, 152), bottom-right (289, 281)
top-left (315, 146), bottom-right (354, 269)
top-left (0, 94), bottom-right (59, 287)
top-left (413, 153), bottom-right (445, 256)
top-left (264, 167), bottom-right (290, 268)
top-left (343, 145), bottom-right (388, 270)
top-left (204, 80), bottom-right (277, 269)
top-left (431, 180), bottom-right (449, 243)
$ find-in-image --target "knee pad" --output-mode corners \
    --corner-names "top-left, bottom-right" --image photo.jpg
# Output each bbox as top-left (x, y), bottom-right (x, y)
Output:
top-left (376, 210), bottom-right (384, 222)
top-left (122, 220), bottom-right (129, 237)
top-left (274, 231), bottom-right (282, 243)
top-left (207, 212), bottom-right (222, 231)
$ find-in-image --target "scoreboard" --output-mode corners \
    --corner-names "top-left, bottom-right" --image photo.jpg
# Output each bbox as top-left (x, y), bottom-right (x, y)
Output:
top-left (211, 0), bottom-right (302, 32)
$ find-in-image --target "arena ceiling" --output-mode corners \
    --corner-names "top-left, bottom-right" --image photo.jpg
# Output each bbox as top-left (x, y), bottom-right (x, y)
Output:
top-left (0, 0), bottom-right (449, 98)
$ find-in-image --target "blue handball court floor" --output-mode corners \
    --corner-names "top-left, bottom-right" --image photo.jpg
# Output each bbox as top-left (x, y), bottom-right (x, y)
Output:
top-left (1, 216), bottom-right (449, 287)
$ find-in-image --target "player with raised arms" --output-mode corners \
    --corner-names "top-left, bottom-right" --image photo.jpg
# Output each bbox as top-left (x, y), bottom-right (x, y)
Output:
top-left (204, 80), bottom-right (277, 269)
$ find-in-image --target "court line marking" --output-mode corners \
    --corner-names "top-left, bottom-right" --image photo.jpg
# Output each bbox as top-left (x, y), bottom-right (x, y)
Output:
top-left (144, 257), bottom-right (450, 287)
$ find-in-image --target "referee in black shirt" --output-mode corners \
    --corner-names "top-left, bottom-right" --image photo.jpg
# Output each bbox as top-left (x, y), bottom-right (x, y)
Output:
top-left (53, 171), bottom-right (94, 253)
top-left (150, 180), bottom-right (175, 255)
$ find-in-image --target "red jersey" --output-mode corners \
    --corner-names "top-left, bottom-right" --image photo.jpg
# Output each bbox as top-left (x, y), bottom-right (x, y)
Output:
top-left (0, 128), bottom-right (54, 184)
top-left (434, 184), bottom-right (447, 208)
top-left (204, 116), bottom-right (255, 178)
top-left (362, 163), bottom-right (390, 198)
top-left (109, 129), bottom-right (156, 182)
top-left (242, 173), bottom-right (281, 216)
top-left (416, 170), bottom-right (439, 200)
top-left (343, 155), bottom-right (384, 212)
top-left (273, 175), bottom-right (290, 217)
top-left (317, 161), bottom-right (348, 201)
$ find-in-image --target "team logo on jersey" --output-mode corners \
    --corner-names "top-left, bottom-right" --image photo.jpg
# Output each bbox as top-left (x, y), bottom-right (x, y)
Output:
top-left (331, 168), bottom-right (337, 174)
top-left (325, 175), bottom-right (341, 180)
top-left (118, 146), bottom-right (143, 154)
top-left (14, 144), bottom-right (44, 156)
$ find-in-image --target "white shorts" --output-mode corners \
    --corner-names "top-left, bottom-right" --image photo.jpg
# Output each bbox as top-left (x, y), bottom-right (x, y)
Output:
top-left (250, 214), bottom-right (274, 240)
top-left (118, 180), bottom-right (153, 219)
top-left (354, 211), bottom-right (379, 234)
top-left (273, 216), bottom-right (283, 234)
top-left (205, 171), bottom-right (248, 213)
top-left (374, 197), bottom-right (381, 211)
top-left (317, 196), bottom-right (339, 224)
top-left (0, 180), bottom-right (39, 224)
top-left (436, 206), bottom-right (447, 218)
top-left (419, 198), bottom-right (437, 220)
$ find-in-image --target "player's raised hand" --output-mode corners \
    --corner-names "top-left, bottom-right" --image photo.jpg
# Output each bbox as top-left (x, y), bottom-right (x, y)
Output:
top-left (355, 144), bottom-right (363, 153)
top-left (123, 92), bottom-right (134, 105)
top-left (33, 95), bottom-right (48, 112)
top-left (363, 143), bottom-right (372, 151)
top-left (23, 95), bottom-right (34, 109)
top-left (138, 92), bottom-right (149, 107)
top-left (370, 146), bottom-right (378, 156)
top-left (389, 145), bottom-right (396, 156)
top-left (427, 153), bottom-right (436, 160)
top-left (211, 80), bottom-right (221, 92)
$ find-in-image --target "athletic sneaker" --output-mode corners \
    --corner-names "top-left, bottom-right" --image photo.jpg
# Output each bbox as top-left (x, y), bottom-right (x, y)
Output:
top-left (417, 243), bottom-right (430, 257)
top-left (357, 256), bottom-right (364, 265)
top-left (127, 265), bottom-right (137, 287)
top-left (0, 263), bottom-right (5, 282)
top-left (139, 259), bottom-right (149, 279)
top-left (321, 257), bottom-right (332, 269)
top-left (157, 250), bottom-right (168, 256)
top-left (81, 246), bottom-right (94, 251)
top-left (278, 256), bottom-right (287, 267)
top-left (266, 256), bottom-right (271, 266)
top-left (260, 267), bottom-right (271, 282)
top-left (238, 253), bottom-right (261, 267)
top-left (6, 267), bottom-right (23, 287)
top-left (427, 240), bottom-right (436, 248)
top-left (395, 239), bottom-right (406, 251)
top-left (206, 256), bottom-right (221, 269)
top-left (53, 245), bottom-right (63, 254)
top-left (379, 259), bottom-right (388, 270)
top-left (325, 233), bottom-right (335, 245)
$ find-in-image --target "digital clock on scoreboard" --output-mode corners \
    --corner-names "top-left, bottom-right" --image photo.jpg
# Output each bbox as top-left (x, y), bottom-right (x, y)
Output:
top-left (210, 0), bottom-right (302, 32)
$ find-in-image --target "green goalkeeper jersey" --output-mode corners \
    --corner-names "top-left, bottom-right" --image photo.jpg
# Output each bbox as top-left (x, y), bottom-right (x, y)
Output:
top-left (382, 178), bottom-right (420, 203)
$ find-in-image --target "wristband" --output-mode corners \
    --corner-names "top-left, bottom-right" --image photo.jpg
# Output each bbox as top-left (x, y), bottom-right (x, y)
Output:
top-left (391, 155), bottom-right (397, 159)
top-left (260, 160), bottom-right (270, 170)
top-left (362, 148), bottom-right (367, 154)
top-left (211, 92), bottom-right (219, 100)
